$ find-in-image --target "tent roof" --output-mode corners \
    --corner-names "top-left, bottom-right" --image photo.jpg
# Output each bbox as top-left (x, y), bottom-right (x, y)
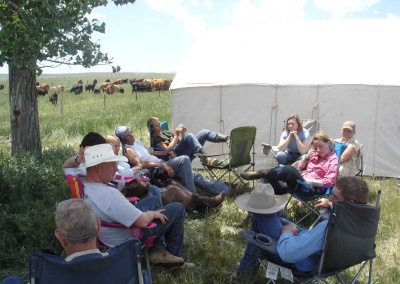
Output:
top-left (171, 19), bottom-right (400, 89)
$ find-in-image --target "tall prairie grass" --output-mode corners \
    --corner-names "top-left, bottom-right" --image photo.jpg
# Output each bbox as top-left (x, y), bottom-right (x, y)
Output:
top-left (0, 73), bottom-right (399, 283)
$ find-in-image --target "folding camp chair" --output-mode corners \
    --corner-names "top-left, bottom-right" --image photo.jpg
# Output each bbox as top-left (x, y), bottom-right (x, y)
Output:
top-left (284, 141), bottom-right (345, 228)
top-left (28, 239), bottom-right (152, 284)
top-left (201, 126), bottom-right (256, 186)
top-left (241, 190), bottom-right (381, 284)
top-left (355, 144), bottom-right (364, 177)
top-left (262, 119), bottom-right (318, 165)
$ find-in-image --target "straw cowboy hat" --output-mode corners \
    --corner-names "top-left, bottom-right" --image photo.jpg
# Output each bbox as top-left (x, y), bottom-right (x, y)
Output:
top-left (235, 183), bottom-right (287, 214)
top-left (79, 144), bottom-right (127, 169)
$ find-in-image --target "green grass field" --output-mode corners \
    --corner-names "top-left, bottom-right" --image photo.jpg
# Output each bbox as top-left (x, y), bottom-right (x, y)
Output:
top-left (0, 73), bottom-right (399, 283)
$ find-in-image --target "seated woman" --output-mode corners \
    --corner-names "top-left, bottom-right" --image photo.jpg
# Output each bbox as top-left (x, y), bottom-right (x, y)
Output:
top-left (241, 131), bottom-right (338, 195)
top-left (147, 117), bottom-right (230, 165)
top-left (106, 134), bottom-right (225, 213)
top-left (334, 121), bottom-right (361, 176)
top-left (275, 114), bottom-right (311, 165)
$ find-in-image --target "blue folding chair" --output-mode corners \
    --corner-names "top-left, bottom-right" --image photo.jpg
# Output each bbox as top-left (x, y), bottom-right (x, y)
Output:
top-left (285, 141), bottom-right (346, 227)
top-left (28, 239), bottom-right (152, 284)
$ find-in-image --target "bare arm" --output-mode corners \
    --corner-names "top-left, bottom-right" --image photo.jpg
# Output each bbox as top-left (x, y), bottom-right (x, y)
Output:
top-left (340, 146), bottom-right (356, 162)
top-left (294, 132), bottom-right (310, 154)
top-left (62, 147), bottom-right (84, 171)
top-left (133, 209), bottom-right (168, 227)
top-left (277, 132), bottom-right (292, 151)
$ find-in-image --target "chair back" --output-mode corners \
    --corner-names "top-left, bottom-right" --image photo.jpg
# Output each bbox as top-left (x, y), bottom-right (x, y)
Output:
top-left (301, 119), bottom-right (319, 136)
top-left (29, 239), bottom-right (150, 284)
top-left (319, 196), bottom-right (381, 273)
top-left (66, 174), bottom-right (84, 199)
top-left (355, 144), bottom-right (364, 177)
top-left (229, 126), bottom-right (257, 167)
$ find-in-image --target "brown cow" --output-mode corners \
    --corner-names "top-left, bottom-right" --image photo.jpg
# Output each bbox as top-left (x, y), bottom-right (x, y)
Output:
top-left (40, 84), bottom-right (50, 92)
top-left (57, 85), bottom-right (65, 93)
top-left (78, 79), bottom-right (83, 85)
top-left (113, 79), bottom-right (123, 85)
top-left (100, 82), bottom-right (112, 92)
top-left (151, 78), bottom-right (172, 91)
top-left (106, 84), bottom-right (118, 95)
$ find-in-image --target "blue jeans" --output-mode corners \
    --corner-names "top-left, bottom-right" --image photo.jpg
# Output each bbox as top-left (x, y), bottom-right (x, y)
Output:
top-left (135, 196), bottom-right (185, 257)
top-left (276, 150), bottom-right (301, 165)
top-left (148, 185), bottom-right (162, 204)
top-left (260, 165), bottom-right (304, 195)
top-left (165, 155), bottom-right (196, 192)
top-left (174, 129), bottom-right (220, 161)
top-left (193, 172), bottom-right (229, 195)
top-left (237, 214), bottom-right (299, 276)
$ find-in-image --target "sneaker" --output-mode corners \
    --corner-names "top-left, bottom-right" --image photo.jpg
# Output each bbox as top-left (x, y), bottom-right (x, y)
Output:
top-left (149, 250), bottom-right (184, 264)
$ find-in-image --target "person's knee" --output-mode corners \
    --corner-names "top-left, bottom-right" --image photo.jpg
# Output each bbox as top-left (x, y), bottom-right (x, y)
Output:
top-left (276, 151), bottom-right (287, 164)
top-left (164, 202), bottom-right (185, 219)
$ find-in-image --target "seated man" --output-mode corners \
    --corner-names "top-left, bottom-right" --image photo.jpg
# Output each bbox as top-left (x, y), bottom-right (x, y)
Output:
top-left (235, 176), bottom-right (369, 279)
top-left (54, 199), bottom-right (106, 261)
top-left (80, 143), bottom-right (191, 266)
top-left (115, 126), bottom-right (242, 197)
top-left (62, 131), bottom-right (161, 203)
top-left (2, 198), bottom-right (119, 284)
top-left (147, 117), bottom-right (229, 165)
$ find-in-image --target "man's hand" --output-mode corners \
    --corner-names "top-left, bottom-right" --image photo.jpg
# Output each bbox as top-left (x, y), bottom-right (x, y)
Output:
top-left (314, 198), bottom-right (332, 210)
top-left (161, 163), bottom-right (175, 177)
top-left (281, 224), bottom-right (298, 235)
top-left (152, 209), bottom-right (168, 224)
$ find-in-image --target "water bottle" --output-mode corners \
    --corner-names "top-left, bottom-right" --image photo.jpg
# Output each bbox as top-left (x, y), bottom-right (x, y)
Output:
top-left (117, 175), bottom-right (125, 190)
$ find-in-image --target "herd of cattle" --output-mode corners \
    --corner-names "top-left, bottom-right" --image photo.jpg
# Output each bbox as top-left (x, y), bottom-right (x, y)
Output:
top-left (33, 77), bottom-right (173, 105)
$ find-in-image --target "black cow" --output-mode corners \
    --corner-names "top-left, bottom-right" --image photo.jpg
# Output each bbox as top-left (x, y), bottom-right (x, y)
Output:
top-left (119, 88), bottom-right (124, 93)
top-left (94, 88), bottom-right (101, 94)
top-left (49, 92), bottom-right (58, 105)
top-left (70, 84), bottom-right (83, 95)
top-left (85, 83), bottom-right (96, 92)
top-left (131, 82), bottom-right (152, 93)
top-left (122, 79), bottom-right (128, 84)
top-left (0, 84), bottom-right (4, 90)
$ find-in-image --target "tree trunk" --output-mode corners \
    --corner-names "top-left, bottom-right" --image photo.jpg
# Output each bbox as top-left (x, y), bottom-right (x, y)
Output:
top-left (9, 62), bottom-right (42, 154)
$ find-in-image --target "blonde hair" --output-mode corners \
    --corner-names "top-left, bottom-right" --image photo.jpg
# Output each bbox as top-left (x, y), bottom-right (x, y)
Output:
top-left (105, 134), bottom-right (120, 144)
top-left (311, 131), bottom-right (333, 149)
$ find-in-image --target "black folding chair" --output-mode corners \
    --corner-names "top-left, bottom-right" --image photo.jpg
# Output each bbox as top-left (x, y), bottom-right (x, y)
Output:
top-left (29, 239), bottom-right (152, 284)
top-left (241, 190), bottom-right (381, 283)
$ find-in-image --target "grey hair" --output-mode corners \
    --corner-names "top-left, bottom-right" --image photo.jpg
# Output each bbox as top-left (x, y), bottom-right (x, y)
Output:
top-left (55, 199), bottom-right (98, 244)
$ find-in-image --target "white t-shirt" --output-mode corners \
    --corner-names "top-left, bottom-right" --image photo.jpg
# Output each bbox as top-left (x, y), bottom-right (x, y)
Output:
top-left (128, 140), bottom-right (161, 162)
top-left (82, 179), bottom-right (142, 248)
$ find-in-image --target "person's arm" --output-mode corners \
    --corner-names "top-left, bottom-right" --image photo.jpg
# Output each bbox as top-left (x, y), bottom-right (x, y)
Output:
top-left (277, 131), bottom-right (291, 151)
top-left (133, 209), bottom-right (168, 227)
top-left (62, 147), bottom-right (84, 171)
top-left (277, 221), bottom-right (327, 264)
top-left (298, 149), bottom-right (315, 170)
top-left (294, 132), bottom-right (310, 155)
top-left (340, 144), bottom-right (356, 162)
top-left (153, 131), bottom-right (180, 151)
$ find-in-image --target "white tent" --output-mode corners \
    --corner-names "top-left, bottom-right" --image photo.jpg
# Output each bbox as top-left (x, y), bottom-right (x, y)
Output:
top-left (170, 19), bottom-right (400, 178)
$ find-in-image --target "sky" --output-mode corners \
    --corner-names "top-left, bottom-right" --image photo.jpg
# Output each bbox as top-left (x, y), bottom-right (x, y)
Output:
top-left (1, 0), bottom-right (399, 75)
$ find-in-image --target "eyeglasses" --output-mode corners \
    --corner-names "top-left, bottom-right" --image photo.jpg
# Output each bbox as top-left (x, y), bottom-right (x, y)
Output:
top-left (55, 228), bottom-right (97, 241)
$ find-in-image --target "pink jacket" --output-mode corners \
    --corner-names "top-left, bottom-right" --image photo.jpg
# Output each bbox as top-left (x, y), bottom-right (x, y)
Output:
top-left (301, 151), bottom-right (338, 186)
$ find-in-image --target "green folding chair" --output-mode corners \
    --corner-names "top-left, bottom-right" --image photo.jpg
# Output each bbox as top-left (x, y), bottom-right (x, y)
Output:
top-left (201, 126), bottom-right (257, 186)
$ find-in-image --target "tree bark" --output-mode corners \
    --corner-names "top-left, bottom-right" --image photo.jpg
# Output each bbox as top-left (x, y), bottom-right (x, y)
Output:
top-left (9, 62), bottom-right (42, 154)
